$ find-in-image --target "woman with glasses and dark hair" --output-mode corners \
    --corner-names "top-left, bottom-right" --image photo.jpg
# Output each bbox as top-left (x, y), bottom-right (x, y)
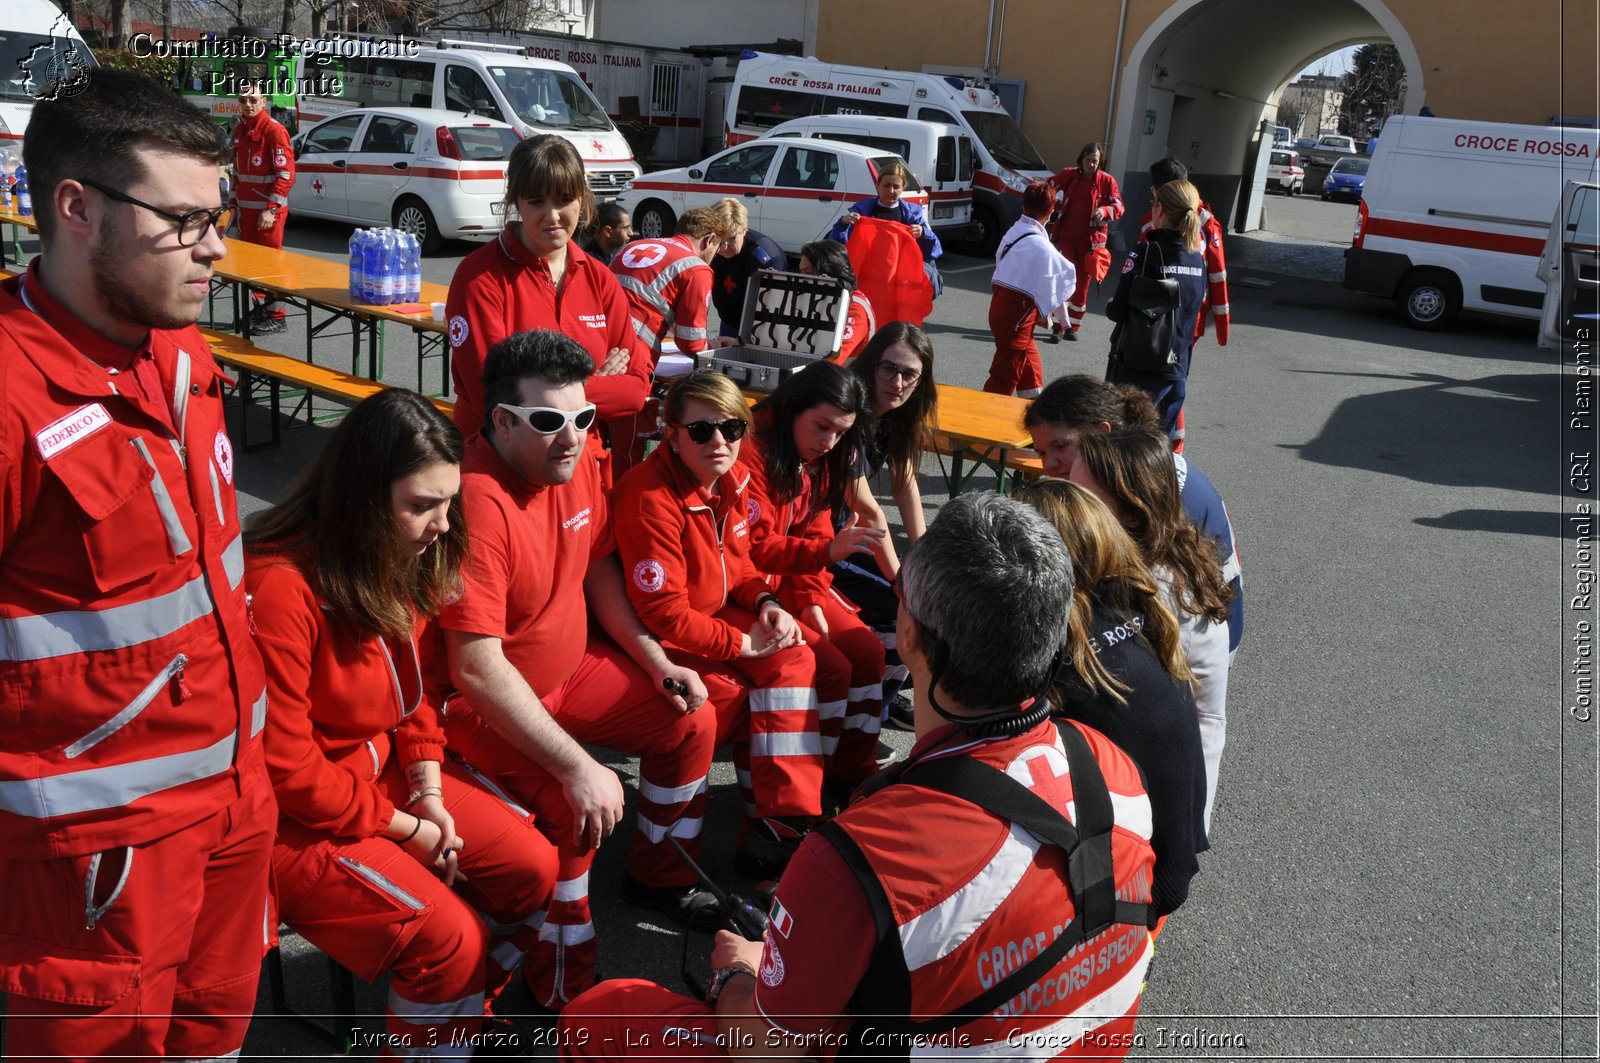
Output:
top-left (445, 134), bottom-right (650, 447)
top-left (798, 239), bottom-right (874, 363)
top-left (245, 389), bottom-right (558, 1049)
top-left (1014, 477), bottom-right (1206, 922)
top-left (832, 322), bottom-right (938, 723)
top-left (612, 369), bottom-right (835, 878)
top-left (741, 361), bottom-right (889, 798)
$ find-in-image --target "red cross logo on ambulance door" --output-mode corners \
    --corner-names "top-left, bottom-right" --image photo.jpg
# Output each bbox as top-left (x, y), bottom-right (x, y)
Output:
top-left (312, 178), bottom-right (325, 197)
top-left (620, 242), bottom-right (668, 270)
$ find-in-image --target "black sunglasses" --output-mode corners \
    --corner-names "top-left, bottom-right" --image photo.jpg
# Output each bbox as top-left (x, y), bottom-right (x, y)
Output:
top-left (676, 418), bottom-right (748, 445)
top-left (81, 178), bottom-right (234, 247)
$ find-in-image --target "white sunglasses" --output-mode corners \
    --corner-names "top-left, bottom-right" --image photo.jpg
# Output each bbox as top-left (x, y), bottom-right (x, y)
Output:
top-left (496, 402), bottom-right (597, 435)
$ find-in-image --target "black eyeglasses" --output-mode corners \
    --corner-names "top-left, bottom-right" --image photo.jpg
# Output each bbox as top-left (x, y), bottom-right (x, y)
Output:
top-left (676, 418), bottom-right (748, 444)
top-left (81, 179), bottom-right (234, 247)
top-left (877, 362), bottom-right (922, 385)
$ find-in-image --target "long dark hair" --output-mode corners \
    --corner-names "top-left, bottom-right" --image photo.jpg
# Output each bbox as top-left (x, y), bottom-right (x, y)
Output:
top-left (850, 321), bottom-right (936, 491)
top-left (799, 239), bottom-right (857, 291)
top-left (755, 360), bottom-right (871, 517)
top-left (245, 389), bottom-right (467, 639)
top-left (1074, 427), bottom-right (1231, 624)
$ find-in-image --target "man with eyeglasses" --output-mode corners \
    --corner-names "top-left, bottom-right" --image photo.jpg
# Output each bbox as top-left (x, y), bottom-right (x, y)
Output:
top-left (231, 81), bottom-right (295, 333)
top-left (0, 70), bottom-right (275, 1061)
top-left (435, 329), bottom-right (725, 1010)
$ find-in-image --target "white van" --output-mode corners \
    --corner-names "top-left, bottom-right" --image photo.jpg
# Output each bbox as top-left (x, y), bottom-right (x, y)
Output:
top-left (1344, 115), bottom-right (1600, 329)
top-left (0, 0), bottom-right (97, 149)
top-left (297, 39), bottom-right (641, 200)
top-left (762, 115), bottom-right (975, 241)
top-left (727, 51), bottom-right (1051, 251)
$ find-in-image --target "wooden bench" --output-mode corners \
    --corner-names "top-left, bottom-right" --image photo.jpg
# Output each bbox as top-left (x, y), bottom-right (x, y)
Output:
top-left (202, 329), bottom-right (453, 450)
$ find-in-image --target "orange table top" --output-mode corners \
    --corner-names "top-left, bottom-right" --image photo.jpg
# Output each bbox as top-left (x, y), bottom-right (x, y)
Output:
top-left (0, 207), bottom-right (38, 230)
top-left (932, 384), bottom-right (1032, 450)
top-left (218, 237), bottom-right (448, 331)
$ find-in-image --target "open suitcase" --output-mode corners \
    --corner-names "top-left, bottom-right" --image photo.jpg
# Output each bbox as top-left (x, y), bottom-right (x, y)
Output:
top-left (698, 270), bottom-right (849, 392)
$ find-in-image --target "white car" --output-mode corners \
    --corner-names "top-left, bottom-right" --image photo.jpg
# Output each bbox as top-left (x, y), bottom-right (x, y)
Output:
top-left (1268, 149), bottom-right (1305, 195)
top-left (614, 138), bottom-right (931, 254)
top-left (289, 107), bottom-right (519, 253)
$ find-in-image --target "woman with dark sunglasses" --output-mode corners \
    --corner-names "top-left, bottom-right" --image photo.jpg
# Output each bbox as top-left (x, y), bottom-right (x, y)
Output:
top-left (740, 361), bottom-right (889, 794)
top-left (611, 371), bottom-right (837, 879)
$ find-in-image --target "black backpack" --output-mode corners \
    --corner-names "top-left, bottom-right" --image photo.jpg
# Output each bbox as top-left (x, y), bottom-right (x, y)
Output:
top-left (1112, 242), bottom-right (1180, 373)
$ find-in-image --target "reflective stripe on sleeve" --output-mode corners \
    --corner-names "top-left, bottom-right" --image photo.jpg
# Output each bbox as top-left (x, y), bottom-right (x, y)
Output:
top-left (251, 689), bottom-right (268, 737)
top-left (0, 575), bottom-right (214, 661)
top-left (222, 533), bottom-right (245, 590)
top-left (0, 732), bottom-right (236, 818)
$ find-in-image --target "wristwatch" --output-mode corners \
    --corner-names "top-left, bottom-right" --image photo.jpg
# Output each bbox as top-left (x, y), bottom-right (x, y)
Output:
top-left (705, 961), bottom-right (757, 1006)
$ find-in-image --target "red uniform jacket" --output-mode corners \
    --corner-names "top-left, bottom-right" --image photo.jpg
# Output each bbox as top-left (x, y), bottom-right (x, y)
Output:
top-left (610, 235), bottom-right (713, 358)
top-left (246, 550), bottom-right (445, 840)
top-left (835, 290), bottom-right (875, 363)
top-left (0, 265), bottom-right (268, 857)
top-left (231, 109), bottom-right (294, 213)
top-left (1048, 167), bottom-right (1124, 256)
top-left (445, 230), bottom-right (651, 438)
top-left (611, 444), bottom-right (770, 661)
top-left (1139, 204), bottom-right (1231, 345)
top-left (737, 429), bottom-right (836, 614)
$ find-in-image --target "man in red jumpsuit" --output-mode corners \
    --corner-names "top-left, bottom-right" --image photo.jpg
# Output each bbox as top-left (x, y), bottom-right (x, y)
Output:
top-left (0, 69), bottom-right (275, 1062)
top-left (437, 329), bottom-right (725, 1011)
top-left (608, 204), bottom-right (729, 470)
top-left (230, 81), bottom-right (295, 333)
top-left (1048, 141), bottom-right (1124, 341)
top-left (560, 493), bottom-right (1160, 1060)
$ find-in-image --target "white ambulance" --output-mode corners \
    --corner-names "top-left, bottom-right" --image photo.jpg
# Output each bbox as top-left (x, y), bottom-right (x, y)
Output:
top-left (726, 51), bottom-right (1050, 251)
top-left (1344, 115), bottom-right (1600, 329)
top-left (0, 0), bottom-right (98, 150)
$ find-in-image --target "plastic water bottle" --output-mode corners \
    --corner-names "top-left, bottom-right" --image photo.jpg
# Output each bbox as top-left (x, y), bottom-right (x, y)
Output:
top-left (381, 230), bottom-right (402, 304)
top-left (14, 166), bottom-right (30, 218)
top-left (404, 233), bottom-right (422, 303)
top-left (361, 229), bottom-right (383, 304)
top-left (0, 174), bottom-right (11, 213)
top-left (348, 230), bottom-right (365, 301)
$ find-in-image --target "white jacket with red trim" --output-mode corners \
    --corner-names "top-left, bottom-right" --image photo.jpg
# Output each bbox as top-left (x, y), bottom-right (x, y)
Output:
top-left (610, 235), bottom-right (713, 357)
top-left (0, 276), bottom-right (269, 857)
top-left (231, 110), bottom-right (294, 213)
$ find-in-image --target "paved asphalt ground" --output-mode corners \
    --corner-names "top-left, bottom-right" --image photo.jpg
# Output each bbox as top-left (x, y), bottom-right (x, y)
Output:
top-left (7, 192), bottom-right (1593, 1060)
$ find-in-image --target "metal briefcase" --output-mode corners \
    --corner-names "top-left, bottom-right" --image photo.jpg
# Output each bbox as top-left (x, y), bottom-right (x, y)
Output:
top-left (699, 270), bottom-right (849, 392)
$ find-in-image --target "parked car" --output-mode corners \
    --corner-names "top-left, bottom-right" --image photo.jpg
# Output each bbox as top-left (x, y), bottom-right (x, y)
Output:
top-left (1321, 156), bottom-right (1369, 202)
top-left (1268, 149), bottom-right (1305, 195)
top-left (288, 107), bottom-right (519, 253)
top-left (1294, 136), bottom-right (1320, 152)
top-left (1317, 134), bottom-right (1358, 155)
top-left (615, 138), bottom-right (930, 253)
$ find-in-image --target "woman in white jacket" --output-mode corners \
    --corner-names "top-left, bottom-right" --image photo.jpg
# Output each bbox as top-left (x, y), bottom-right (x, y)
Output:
top-left (984, 181), bottom-right (1076, 397)
top-left (1070, 426), bottom-right (1235, 838)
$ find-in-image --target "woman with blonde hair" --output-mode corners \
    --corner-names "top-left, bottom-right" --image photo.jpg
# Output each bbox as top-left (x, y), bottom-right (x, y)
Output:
top-left (445, 133), bottom-right (650, 444)
top-left (1105, 178), bottom-right (1207, 441)
top-left (611, 370), bottom-right (837, 880)
top-left (1015, 476), bottom-right (1206, 920)
top-left (1069, 426), bottom-right (1234, 836)
top-left (710, 197), bottom-right (788, 344)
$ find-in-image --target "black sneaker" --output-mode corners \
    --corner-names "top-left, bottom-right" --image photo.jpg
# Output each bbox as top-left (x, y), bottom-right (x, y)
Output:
top-left (1063, 327), bottom-right (1078, 341)
top-left (874, 740), bottom-right (903, 770)
top-left (250, 314), bottom-right (287, 335)
top-left (734, 817), bottom-right (808, 881)
top-left (621, 875), bottom-right (723, 931)
top-left (1044, 329), bottom-right (1060, 344)
top-left (882, 690), bottom-right (915, 731)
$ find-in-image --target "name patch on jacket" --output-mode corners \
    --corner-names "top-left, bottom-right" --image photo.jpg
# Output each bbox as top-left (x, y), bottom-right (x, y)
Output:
top-left (577, 313), bottom-right (608, 329)
top-left (563, 506), bottom-right (592, 533)
top-left (36, 403), bottom-right (112, 460)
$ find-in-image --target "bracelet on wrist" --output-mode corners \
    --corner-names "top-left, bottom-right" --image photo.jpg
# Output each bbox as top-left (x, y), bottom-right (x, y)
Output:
top-left (406, 786), bottom-right (443, 808)
top-left (399, 816), bottom-right (422, 844)
top-left (755, 594), bottom-right (781, 614)
top-left (705, 961), bottom-right (757, 1006)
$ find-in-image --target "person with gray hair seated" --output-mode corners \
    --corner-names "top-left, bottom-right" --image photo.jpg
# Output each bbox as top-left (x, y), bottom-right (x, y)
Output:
top-left (559, 492), bottom-right (1163, 1060)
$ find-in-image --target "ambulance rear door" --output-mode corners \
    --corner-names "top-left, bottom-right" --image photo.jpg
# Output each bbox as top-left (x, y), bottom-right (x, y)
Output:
top-left (1538, 180), bottom-right (1600, 350)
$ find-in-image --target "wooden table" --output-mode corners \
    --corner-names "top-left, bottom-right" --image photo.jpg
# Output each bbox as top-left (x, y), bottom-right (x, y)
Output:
top-left (215, 239), bottom-right (450, 391)
top-left (0, 205), bottom-right (38, 267)
top-left (929, 384), bottom-right (1035, 494)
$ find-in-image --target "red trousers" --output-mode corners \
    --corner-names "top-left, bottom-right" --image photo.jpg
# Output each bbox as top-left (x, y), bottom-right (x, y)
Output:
top-left (786, 591), bottom-right (885, 788)
top-left (272, 757), bottom-right (557, 1056)
top-left (238, 206), bottom-right (288, 249)
top-left (1057, 239), bottom-right (1094, 330)
top-left (985, 285), bottom-right (1043, 396)
top-left (0, 758), bottom-right (276, 1062)
top-left (444, 636), bottom-right (718, 1009)
top-left (561, 979), bottom-right (722, 1059)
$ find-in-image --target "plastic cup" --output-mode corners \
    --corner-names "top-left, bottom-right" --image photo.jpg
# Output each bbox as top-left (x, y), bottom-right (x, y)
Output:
top-left (430, 302), bottom-right (446, 321)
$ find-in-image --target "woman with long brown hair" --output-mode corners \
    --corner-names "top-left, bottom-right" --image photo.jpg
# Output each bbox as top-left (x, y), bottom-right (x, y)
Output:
top-left (1015, 477), bottom-right (1206, 919)
top-left (245, 389), bottom-right (558, 1048)
top-left (1070, 425), bottom-right (1233, 835)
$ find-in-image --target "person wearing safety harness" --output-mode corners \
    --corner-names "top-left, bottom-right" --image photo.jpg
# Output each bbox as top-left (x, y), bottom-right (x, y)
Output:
top-left (0, 71), bottom-right (276, 1061)
top-left (558, 492), bottom-right (1159, 1060)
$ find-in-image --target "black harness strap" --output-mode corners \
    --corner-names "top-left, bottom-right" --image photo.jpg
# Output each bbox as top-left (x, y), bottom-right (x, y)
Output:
top-left (821, 721), bottom-right (1150, 1050)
